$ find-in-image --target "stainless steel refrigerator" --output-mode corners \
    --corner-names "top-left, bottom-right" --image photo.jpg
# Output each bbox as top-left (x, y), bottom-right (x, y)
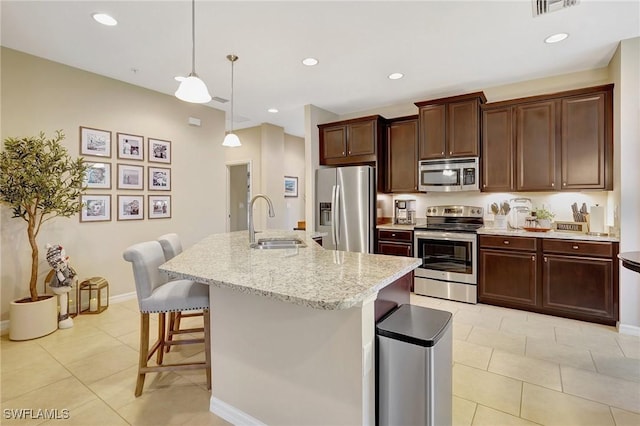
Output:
top-left (316, 166), bottom-right (375, 253)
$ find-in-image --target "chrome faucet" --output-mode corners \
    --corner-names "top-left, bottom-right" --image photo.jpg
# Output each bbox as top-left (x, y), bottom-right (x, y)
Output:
top-left (249, 194), bottom-right (275, 243)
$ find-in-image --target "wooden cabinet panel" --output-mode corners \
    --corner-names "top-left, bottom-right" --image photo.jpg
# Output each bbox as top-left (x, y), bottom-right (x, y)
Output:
top-left (376, 229), bottom-right (413, 257)
top-left (386, 118), bottom-right (418, 192)
top-left (377, 241), bottom-right (413, 257)
top-left (561, 92), bottom-right (609, 189)
top-left (348, 120), bottom-right (376, 157)
top-left (320, 125), bottom-right (347, 161)
top-left (479, 249), bottom-right (537, 307)
top-left (542, 255), bottom-right (614, 319)
top-left (448, 100), bottom-right (480, 158)
top-left (480, 235), bottom-right (537, 251)
top-left (516, 101), bottom-right (557, 191)
top-left (481, 107), bottom-right (514, 191)
top-left (543, 239), bottom-right (612, 258)
top-left (418, 104), bottom-right (446, 160)
top-left (378, 229), bottom-right (413, 242)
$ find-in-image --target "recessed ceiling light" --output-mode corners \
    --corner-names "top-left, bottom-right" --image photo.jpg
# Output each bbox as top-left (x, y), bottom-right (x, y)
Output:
top-left (302, 57), bottom-right (319, 66)
top-left (388, 72), bottom-right (404, 80)
top-left (268, 108), bottom-right (279, 113)
top-left (544, 32), bottom-right (569, 44)
top-left (92, 13), bottom-right (118, 26)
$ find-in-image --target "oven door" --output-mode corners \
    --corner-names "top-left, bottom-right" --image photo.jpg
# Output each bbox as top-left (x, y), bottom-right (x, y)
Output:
top-left (413, 230), bottom-right (477, 285)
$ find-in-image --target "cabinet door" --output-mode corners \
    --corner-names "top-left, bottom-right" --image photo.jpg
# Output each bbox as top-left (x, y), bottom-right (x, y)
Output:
top-left (347, 120), bottom-right (376, 157)
top-left (542, 254), bottom-right (614, 320)
top-left (482, 107), bottom-right (514, 191)
top-left (516, 101), bottom-right (557, 191)
top-left (387, 119), bottom-right (418, 192)
top-left (377, 241), bottom-right (413, 257)
top-left (479, 249), bottom-right (537, 307)
top-left (448, 99), bottom-right (480, 158)
top-left (320, 125), bottom-right (347, 163)
top-left (561, 92), bottom-right (607, 190)
top-left (418, 104), bottom-right (446, 160)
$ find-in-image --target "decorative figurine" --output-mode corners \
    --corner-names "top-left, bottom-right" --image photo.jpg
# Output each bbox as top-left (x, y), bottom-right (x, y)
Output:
top-left (45, 243), bottom-right (77, 329)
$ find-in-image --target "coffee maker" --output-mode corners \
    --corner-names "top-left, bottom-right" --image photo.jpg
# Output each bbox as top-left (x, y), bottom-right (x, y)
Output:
top-left (394, 199), bottom-right (416, 225)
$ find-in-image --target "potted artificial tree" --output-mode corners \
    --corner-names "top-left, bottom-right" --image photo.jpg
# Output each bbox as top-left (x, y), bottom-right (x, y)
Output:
top-left (0, 130), bottom-right (87, 340)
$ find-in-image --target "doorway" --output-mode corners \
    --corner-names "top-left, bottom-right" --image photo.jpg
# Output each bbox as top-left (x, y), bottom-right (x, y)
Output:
top-left (226, 162), bottom-right (251, 232)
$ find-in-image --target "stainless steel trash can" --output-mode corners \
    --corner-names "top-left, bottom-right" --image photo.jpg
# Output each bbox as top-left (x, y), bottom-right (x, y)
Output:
top-left (377, 304), bottom-right (452, 426)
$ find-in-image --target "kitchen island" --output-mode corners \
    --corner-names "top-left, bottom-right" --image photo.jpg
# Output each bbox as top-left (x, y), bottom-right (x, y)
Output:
top-left (160, 230), bottom-right (421, 425)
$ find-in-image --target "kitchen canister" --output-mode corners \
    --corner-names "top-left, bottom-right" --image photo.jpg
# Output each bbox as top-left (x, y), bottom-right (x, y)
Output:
top-left (589, 205), bottom-right (606, 235)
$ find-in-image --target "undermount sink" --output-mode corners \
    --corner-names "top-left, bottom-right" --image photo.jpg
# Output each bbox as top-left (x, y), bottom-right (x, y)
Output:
top-left (250, 237), bottom-right (307, 250)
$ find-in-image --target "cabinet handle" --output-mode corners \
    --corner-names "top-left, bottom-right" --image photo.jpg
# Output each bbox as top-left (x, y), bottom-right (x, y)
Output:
top-left (503, 240), bottom-right (510, 245)
top-left (441, 151), bottom-right (444, 155)
top-left (348, 151), bottom-right (351, 155)
top-left (563, 182), bottom-right (567, 186)
top-left (449, 151), bottom-right (453, 155)
top-left (551, 182), bottom-right (555, 187)
top-left (391, 233), bottom-right (396, 237)
top-left (342, 151), bottom-right (346, 155)
top-left (532, 256), bottom-right (536, 261)
top-left (544, 257), bottom-right (548, 262)
top-left (572, 245), bottom-right (579, 250)
top-left (483, 184), bottom-right (487, 188)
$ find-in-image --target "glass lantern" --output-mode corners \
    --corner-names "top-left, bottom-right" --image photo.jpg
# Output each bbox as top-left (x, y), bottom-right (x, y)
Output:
top-left (79, 277), bottom-right (109, 314)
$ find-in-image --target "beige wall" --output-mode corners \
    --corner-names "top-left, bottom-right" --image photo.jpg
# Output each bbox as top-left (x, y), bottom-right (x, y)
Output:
top-left (1, 48), bottom-right (227, 321)
top-left (224, 125), bottom-right (305, 232)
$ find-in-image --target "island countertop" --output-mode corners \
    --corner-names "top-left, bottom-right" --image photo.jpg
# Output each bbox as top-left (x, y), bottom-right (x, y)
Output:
top-left (160, 230), bottom-right (421, 311)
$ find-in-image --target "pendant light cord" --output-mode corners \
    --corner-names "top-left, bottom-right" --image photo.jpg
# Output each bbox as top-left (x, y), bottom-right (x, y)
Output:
top-left (191, 0), bottom-right (196, 74)
top-left (230, 58), bottom-right (234, 132)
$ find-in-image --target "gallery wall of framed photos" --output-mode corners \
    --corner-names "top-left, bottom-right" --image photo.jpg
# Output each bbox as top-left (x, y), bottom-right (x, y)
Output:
top-left (80, 126), bottom-right (172, 222)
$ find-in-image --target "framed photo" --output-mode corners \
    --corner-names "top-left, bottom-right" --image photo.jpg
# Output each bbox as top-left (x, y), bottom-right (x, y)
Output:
top-left (117, 133), bottom-right (144, 161)
top-left (149, 166), bottom-right (171, 191)
top-left (117, 164), bottom-right (144, 190)
top-left (284, 176), bottom-right (298, 197)
top-left (118, 195), bottom-right (144, 221)
top-left (149, 138), bottom-right (171, 164)
top-left (80, 194), bottom-right (111, 222)
top-left (80, 126), bottom-right (111, 158)
top-left (84, 162), bottom-right (111, 189)
top-left (148, 195), bottom-right (171, 219)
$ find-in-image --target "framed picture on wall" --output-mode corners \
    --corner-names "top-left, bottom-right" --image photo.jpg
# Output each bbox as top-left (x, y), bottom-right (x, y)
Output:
top-left (149, 138), bottom-right (171, 164)
top-left (284, 176), bottom-right (298, 197)
top-left (80, 126), bottom-right (111, 158)
top-left (148, 166), bottom-right (171, 191)
top-left (118, 195), bottom-right (144, 221)
top-left (117, 164), bottom-right (144, 190)
top-left (80, 194), bottom-right (111, 222)
top-left (117, 133), bottom-right (144, 161)
top-left (83, 162), bottom-right (111, 189)
top-left (148, 195), bottom-right (171, 219)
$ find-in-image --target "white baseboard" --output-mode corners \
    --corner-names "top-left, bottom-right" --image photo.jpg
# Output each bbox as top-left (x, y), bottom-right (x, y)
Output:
top-left (618, 322), bottom-right (640, 336)
top-left (1, 292), bottom-right (138, 337)
top-left (210, 397), bottom-right (266, 426)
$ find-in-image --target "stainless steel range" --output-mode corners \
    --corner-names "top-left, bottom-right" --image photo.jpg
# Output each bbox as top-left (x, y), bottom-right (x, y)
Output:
top-left (413, 205), bottom-right (483, 304)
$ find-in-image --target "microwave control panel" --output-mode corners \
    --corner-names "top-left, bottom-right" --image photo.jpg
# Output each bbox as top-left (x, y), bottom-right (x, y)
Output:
top-left (463, 168), bottom-right (476, 185)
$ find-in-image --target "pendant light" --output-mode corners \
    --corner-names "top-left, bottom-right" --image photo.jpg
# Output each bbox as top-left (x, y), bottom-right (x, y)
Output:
top-left (222, 54), bottom-right (241, 147)
top-left (175, 0), bottom-right (211, 103)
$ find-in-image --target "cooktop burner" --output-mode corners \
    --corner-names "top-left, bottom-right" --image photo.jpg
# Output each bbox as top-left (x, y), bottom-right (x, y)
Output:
top-left (414, 205), bottom-right (484, 233)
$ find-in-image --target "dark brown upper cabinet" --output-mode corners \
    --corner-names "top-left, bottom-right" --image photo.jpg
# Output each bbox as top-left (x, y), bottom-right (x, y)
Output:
top-left (481, 84), bottom-right (613, 192)
top-left (385, 116), bottom-right (418, 193)
top-left (415, 92), bottom-right (486, 160)
top-left (318, 115), bottom-right (386, 166)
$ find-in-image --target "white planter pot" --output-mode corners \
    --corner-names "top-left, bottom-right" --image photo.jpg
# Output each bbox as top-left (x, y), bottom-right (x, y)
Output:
top-left (9, 295), bottom-right (58, 341)
top-left (538, 219), bottom-right (551, 229)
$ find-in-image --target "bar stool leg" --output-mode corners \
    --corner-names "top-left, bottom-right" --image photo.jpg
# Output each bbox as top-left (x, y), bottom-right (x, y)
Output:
top-left (135, 313), bottom-right (150, 397)
top-left (204, 309), bottom-right (212, 390)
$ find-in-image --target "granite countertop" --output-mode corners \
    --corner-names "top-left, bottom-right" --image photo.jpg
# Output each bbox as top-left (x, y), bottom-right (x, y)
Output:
top-left (477, 227), bottom-right (620, 242)
top-left (160, 230), bottom-right (421, 311)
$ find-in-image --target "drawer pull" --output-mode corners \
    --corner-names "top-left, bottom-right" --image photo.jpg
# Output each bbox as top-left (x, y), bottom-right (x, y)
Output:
top-left (572, 245), bottom-right (579, 250)
top-left (551, 182), bottom-right (555, 187)
top-left (503, 240), bottom-right (510, 245)
top-left (544, 257), bottom-right (548, 262)
top-left (391, 233), bottom-right (396, 237)
top-left (532, 255), bottom-right (535, 261)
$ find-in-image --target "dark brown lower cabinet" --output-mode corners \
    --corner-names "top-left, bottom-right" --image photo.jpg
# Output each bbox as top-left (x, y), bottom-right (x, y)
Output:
top-left (479, 249), bottom-right (537, 308)
top-left (376, 229), bottom-right (413, 257)
top-left (479, 235), bottom-right (618, 325)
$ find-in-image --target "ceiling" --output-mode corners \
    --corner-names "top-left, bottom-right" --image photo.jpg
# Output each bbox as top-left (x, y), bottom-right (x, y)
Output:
top-left (2, 1), bottom-right (639, 137)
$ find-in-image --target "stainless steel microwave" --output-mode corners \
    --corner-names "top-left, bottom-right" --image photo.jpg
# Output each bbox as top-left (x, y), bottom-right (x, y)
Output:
top-left (418, 157), bottom-right (479, 192)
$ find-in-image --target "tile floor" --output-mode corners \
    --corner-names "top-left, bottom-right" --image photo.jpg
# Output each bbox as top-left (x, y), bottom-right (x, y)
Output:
top-left (1, 294), bottom-right (639, 425)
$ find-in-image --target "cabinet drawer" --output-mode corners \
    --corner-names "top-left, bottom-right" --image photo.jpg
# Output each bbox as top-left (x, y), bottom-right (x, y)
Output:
top-left (377, 241), bottom-right (413, 257)
top-left (543, 239), bottom-right (612, 258)
top-left (377, 229), bottom-right (413, 242)
top-left (479, 235), bottom-right (537, 251)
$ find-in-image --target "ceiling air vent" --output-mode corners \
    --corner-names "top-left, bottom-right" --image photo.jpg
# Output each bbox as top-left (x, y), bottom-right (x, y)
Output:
top-left (533, 0), bottom-right (579, 17)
